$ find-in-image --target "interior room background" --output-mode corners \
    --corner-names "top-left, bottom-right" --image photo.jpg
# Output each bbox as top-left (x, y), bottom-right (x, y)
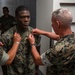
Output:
top-left (0, 0), bottom-right (75, 75)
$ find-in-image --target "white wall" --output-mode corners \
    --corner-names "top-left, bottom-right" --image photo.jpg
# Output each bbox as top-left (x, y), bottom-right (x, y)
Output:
top-left (53, 0), bottom-right (75, 10)
top-left (36, 0), bottom-right (53, 75)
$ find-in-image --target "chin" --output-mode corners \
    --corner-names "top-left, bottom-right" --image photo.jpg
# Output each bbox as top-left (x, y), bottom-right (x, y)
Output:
top-left (23, 26), bottom-right (28, 29)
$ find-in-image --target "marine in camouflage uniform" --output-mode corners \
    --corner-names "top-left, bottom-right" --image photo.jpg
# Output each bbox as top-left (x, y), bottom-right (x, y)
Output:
top-left (0, 6), bottom-right (18, 75)
top-left (28, 8), bottom-right (75, 75)
top-left (0, 31), bottom-right (9, 65)
top-left (0, 15), bottom-right (16, 33)
top-left (41, 33), bottom-right (75, 75)
top-left (0, 6), bottom-right (16, 34)
top-left (0, 6), bottom-right (41, 75)
top-left (0, 25), bottom-right (41, 75)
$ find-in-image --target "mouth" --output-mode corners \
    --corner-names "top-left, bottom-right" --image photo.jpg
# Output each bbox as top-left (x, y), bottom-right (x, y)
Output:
top-left (24, 22), bottom-right (29, 25)
top-left (23, 24), bottom-right (28, 26)
top-left (23, 24), bottom-right (29, 28)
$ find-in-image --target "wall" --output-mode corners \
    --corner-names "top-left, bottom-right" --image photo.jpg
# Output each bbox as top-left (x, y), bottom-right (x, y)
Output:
top-left (36, 0), bottom-right (53, 75)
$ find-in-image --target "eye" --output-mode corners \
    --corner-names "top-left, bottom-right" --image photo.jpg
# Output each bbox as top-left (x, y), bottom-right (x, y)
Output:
top-left (19, 16), bottom-right (30, 19)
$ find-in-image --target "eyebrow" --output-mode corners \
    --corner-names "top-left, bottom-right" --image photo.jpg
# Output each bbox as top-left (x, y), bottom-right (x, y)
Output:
top-left (19, 16), bottom-right (30, 18)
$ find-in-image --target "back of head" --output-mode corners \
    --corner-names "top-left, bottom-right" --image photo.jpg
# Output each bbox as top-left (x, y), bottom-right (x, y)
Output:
top-left (15, 5), bottom-right (29, 17)
top-left (52, 8), bottom-right (73, 27)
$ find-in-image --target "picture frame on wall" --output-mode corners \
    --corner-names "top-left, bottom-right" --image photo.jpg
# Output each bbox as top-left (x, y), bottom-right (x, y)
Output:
top-left (60, 2), bottom-right (75, 25)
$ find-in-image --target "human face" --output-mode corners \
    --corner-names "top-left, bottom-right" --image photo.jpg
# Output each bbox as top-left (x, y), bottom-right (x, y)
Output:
top-left (3, 9), bottom-right (9, 16)
top-left (17, 10), bottom-right (30, 29)
top-left (51, 16), bottom-right (59, 35)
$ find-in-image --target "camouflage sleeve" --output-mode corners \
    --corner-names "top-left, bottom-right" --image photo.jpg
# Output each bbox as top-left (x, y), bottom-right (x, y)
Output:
top-left (34, 35), bottom-right (41, 53)
top-left (41, 47), bottom-right (75, 66)
top-left (34, 35), bottom-right (41, 47)
top-left (41, 52), bottom-right (53, 66)
top-left (41, 48), bottom-right (60, 66)
top-left (0, 32), bottom-right (12, 52)
top-left (0, 47), bottom-right (3, 61)
top-left (0, 50), bottom-right (9, 65)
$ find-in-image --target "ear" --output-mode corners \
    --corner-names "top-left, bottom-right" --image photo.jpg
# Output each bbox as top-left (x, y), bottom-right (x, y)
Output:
top-left (56, 21), bottom-right (60, 28)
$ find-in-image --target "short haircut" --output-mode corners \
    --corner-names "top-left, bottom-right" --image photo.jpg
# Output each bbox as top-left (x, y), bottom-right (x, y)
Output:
top-left (15, 5), bottom-right (29, 17)
top-left (3, 6), bottom-right (9, 11)
top-left (52, 8), bottom-right (73, 25)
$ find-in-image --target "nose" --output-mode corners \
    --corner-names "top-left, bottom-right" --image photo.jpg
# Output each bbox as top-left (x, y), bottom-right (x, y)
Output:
top-left (24, 16), bottom-right (30, 22)
top-left (25, 17), bottom-right (28, 21)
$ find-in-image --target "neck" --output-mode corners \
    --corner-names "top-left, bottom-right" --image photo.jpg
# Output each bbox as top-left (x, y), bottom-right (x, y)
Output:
top-left (16, 25), bottom-right (28, 33)
top-left (4, 14), bottom-right (9, 17)
top-left (59, 27), bottom-right (72, 38)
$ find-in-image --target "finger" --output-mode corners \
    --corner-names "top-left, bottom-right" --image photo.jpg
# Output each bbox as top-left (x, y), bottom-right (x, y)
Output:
top-left (0, 42), bottom-right (3, 46)
top-left (14, 32), bottom-right (17, 36)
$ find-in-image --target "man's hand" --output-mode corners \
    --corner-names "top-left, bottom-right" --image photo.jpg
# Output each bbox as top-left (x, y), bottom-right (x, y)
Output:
top-left (0, 42), bottom-right (3, 46)
top-left (13, 32), bottom-right (21, 43)
top-left (28, 34), bottom-right (35, 44)
top-left (32, 28), bottom-right (44, 35)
